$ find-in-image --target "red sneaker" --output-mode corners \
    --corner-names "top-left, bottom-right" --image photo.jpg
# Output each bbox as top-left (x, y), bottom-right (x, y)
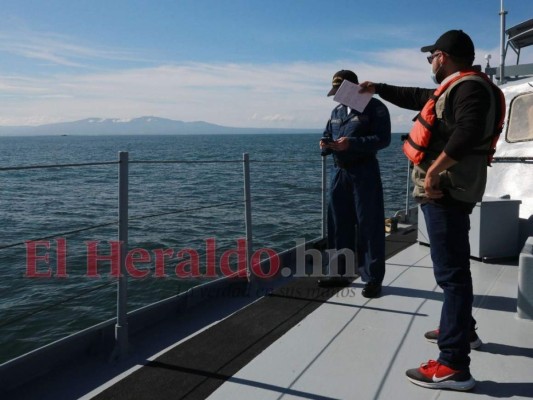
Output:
top-left (406, 360), bottom-right (475, 391)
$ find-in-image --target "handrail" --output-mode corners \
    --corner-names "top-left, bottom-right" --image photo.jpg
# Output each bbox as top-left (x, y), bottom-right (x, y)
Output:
top-left (0, 143), bottom-right (414, 363)
top-left (492, 156), bottom-right (533, 163)
top-left (0, 152), bottom-right (327, 362)
top-left (0, 157), bottom-right (319, 250)
top-left (0, 161), bottom-right (118, 171)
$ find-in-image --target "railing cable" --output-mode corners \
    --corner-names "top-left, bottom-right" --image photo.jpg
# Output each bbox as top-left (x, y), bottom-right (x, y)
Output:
top-left (254, 219), bottom-right (320, 244)
top-left (0, 222), bottom-right (117, 250)
top-left (128, 200), bottom-right (244, 222)
top-left (0, 281), bottom-right (115, 330)
top-left (0, 161), bottom-right (118, 172)
top-left (130, 160), bottom-right (242, 165)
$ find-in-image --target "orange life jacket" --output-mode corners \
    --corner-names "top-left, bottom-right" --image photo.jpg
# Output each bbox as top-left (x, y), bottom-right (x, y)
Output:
top-left (402, 71), bottom-right (506, 166)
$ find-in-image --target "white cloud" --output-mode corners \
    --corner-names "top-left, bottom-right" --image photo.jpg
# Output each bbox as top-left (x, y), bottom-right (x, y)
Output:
top-left (0, 53), bottom-right (431, 131)
top-left (0, 26), bottom-right (438, 131)
top-left (1, 40), bottom-right (520, 132)
top-left (0, 29), bottom-right (144, 68)
top-left (261, 114), bottom-right (295, 123)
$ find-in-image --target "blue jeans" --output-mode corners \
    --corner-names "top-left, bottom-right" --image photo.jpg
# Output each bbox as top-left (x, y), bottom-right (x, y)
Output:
top-left (326, 159), bottom-right (385, 282)
top-left (421, 202), bottom-right (476, 370)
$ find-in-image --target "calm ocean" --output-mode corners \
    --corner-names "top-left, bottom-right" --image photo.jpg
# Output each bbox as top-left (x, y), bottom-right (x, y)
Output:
top-left (0, 133), bottom-right (409, 363)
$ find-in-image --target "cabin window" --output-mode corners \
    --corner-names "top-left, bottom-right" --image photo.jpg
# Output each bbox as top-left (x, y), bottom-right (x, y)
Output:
top-left (506, 92), bottom-right (533, 143)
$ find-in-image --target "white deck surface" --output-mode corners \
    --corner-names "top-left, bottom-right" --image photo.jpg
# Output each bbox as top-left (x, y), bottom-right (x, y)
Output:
top-left (207, 242), bottom-right (533, 400)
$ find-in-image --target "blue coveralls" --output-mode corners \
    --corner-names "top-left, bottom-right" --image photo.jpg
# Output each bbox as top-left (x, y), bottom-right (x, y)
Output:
top-left (324, 99), bottom-right (391, 283)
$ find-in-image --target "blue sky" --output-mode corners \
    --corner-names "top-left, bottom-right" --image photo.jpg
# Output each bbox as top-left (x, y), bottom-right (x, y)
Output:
top-left (1, 0), bottom-right (532, 131)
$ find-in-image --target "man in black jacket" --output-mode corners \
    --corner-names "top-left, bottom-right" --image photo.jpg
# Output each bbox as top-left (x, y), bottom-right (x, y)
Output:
top-left (360, 30), bottom-right (504, 391)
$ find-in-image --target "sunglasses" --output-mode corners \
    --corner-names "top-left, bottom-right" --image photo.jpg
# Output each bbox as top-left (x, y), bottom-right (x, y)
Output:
top-left (427, 52), bottom-right (443, 64)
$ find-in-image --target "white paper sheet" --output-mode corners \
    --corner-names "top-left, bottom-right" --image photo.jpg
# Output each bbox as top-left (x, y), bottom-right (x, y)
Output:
top-left (333, 80), bottom-right (373, 112)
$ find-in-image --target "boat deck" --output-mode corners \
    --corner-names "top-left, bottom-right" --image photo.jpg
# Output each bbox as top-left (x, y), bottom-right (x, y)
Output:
top-left (95, 229), bottom-right (533, 399)
top-left (6, 227), bottom-right (533, 400)
top-left (206, 242), bottom-right (533, 400)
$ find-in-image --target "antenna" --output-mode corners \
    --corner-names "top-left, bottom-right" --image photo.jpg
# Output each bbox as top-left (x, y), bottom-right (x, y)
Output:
top-left (499, 0), bottom-right (508, 84)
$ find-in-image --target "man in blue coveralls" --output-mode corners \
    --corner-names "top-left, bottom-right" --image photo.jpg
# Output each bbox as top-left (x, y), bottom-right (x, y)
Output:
top-left (318, 70), bottom-right (391, 298)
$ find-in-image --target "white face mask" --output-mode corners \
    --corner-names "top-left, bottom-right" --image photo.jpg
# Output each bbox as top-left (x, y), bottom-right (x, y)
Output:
top-left (431, 58), bottom-right (442, 84)
top-left (431, 70), bottom-right (439, 84)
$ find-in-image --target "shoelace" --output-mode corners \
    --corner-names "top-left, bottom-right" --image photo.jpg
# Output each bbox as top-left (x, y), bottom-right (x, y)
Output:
top-left (420, 359), bottom-right (439, 370)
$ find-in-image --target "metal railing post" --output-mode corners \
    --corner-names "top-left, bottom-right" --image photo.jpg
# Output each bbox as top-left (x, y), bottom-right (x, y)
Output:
top-left (321, 156), bottom-right (327, 238)
top-left (243, 153), bottom-right (253, 281)
top-left (405, 160), bottom-right (411, 223)
top-left (114, 151), bottom-right (129, 359)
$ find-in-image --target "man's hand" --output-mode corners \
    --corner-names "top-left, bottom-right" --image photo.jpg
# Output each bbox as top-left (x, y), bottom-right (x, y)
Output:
top-left (319, 138), bottom-right (332, 149)
top-left (424, 151), bottom-right (458, 199)
top-left (328, 137), bottom-right (350, 152)
top-left (424, 171), bottom-right (444, 199)
top-left (358, 81), bottom-right (376, 95)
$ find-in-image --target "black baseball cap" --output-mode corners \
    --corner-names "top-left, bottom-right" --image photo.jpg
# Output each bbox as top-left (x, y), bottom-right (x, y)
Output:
top-left (327, 70), bottom-right (358, 97)
top-left (421, 30), bottom-right (475, 60)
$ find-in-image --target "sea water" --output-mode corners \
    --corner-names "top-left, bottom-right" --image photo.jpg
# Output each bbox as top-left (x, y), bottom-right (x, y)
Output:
top-left (0, 133), bottom-right (408, 362)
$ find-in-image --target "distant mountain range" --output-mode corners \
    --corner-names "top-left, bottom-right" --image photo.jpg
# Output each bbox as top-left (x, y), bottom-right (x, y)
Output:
top-left (0, 116), bottom-right (319, 136)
